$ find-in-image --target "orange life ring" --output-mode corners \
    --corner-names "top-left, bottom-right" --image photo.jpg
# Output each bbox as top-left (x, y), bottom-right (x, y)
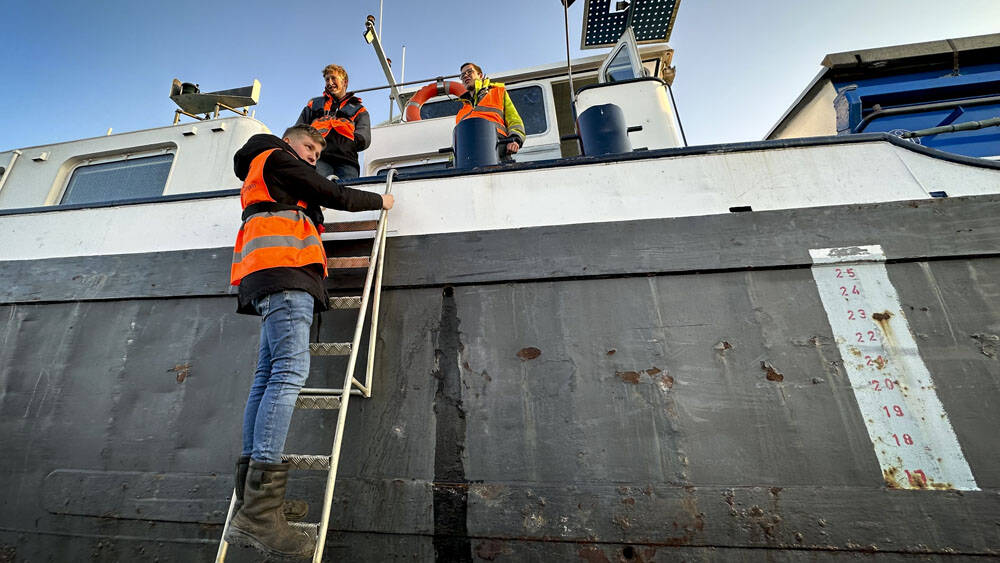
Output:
top-left (404, 80), bottom-right (466, 122)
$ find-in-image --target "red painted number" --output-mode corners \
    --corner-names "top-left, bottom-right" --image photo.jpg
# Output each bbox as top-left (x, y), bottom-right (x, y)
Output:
top-left (882, 405), bottom-right (904, 417)
top-left (870, 378), bottom-right (894, 391)
top-left (904, 469), bottom-right (928, 486)
top-left (865, 355), bottom-right (888, 368)
top-left (835, 268), bottom-right (855, 279)
top-left (840, 285), bottom-right (861, 296)
top-left (847, 309), bottom-right (867, 320)
top-left (856, 331), bottom-right (878, 343)
top-left (892, 433), bottom-right (914, 446)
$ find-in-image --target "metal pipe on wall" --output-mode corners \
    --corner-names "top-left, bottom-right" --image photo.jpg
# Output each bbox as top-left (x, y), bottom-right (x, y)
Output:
top-left (0, 150), bottom-right (23, 198)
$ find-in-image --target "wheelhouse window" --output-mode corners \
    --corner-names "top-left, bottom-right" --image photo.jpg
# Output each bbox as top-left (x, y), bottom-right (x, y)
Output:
top-left (418, 85), bottom-right (548, 135)
top-left (604, 46), bottom-right (638, 82)
top-left (420, 99), bottom-right (463, 120)
top-left (376, 160), bottom-right (451, 176)
top-left (600, 27), bottom-right (644, 83)
top-left (61, 153), bottom-right (173, 205)
top-left (507, 86), bottom-right (547, 135)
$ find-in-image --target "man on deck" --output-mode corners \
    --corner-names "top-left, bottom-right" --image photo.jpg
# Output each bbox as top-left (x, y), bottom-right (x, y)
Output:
top-left (296, 63), bottom-right (370, 179)
top-left (456, 62), bottom-right (526, 161)
top-left (226, 124), bottom-right (393, 560)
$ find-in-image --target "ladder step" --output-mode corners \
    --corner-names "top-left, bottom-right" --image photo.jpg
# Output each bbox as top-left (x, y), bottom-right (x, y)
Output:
top-left (328, 296), bottom-right (362, 309)
top-left (327, 256), bottom-right (370, 269)
top-left (309, 342), bottom-right (351, 356)
top-left (288, 521), bottom-right (319, 539)
top-left (282, 454), bottom-right (332, 471)
top-left (295, 394), bottom-right (342, 410)
top-left (322, 220), bottom-right (378, 233)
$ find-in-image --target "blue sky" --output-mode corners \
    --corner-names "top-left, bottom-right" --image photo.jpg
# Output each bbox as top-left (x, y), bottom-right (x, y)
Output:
top-left (1, 0), bottom-right (997, 151)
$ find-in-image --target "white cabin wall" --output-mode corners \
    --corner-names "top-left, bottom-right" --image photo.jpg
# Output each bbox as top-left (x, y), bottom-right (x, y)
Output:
top-left (576, 80), bottom-right (684, 150)
top-left (0, 117), bottom-right (269, 210)
top-left (767, 80), bottom-right (839, 140)
top-left (365, 117), bottom-right (455, 176)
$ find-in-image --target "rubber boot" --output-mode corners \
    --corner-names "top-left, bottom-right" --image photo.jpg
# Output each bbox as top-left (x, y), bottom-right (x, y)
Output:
top-left (226, 461), bottom-right (314, 560)
top-left (234, 456), bottom-right (308, 521)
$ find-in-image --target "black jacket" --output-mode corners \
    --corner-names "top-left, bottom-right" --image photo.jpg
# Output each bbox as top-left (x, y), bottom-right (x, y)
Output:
top-left (232, 134), bottom-right (383, 315)
top-left (296, 93), bottom-right (371, 171)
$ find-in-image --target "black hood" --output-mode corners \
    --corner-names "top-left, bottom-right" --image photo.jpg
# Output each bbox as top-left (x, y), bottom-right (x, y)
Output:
top-left (233, 134), bottom-right (303, 180)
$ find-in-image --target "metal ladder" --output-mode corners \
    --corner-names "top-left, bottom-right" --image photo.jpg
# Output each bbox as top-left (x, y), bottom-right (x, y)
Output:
top-left (216, 169), bottom-right (396, 562)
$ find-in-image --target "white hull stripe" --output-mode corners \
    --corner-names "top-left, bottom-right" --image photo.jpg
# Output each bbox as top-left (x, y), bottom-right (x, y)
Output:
top-left (810, 245), bottom-right (978, 491)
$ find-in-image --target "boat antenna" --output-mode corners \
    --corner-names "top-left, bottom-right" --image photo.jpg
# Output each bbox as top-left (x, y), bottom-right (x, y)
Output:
top-left (364, 15), bottom-right (405, 116)
top-left (562, 0), bottom-right (577, 109)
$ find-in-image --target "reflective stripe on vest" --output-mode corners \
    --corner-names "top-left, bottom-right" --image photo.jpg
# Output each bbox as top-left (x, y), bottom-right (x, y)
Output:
top-left (455, 85), bottom-right (508, 136)
top-left (230, 153), bottom-right (326, 285)
top-left (310, 94), bottom-right (366, 141)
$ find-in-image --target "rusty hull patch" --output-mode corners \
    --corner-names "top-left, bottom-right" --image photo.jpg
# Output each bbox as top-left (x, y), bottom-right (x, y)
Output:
top-left (167, 363), bottom-right (191, 383)
top-left (760, 361), bottom-right (784, 382)
top-left (883, 466), bottom-right (953, 490)
top-left (615, 367), bottom-right (671, 388)
top-left (713, 340), bottom-right (733, 352)
top-left (666, 488), bottom-right (706, 546)
top-left (616, 371), bottom-right (641, 384)
top-left (517, 347), bottom-right (542, 361)
top-left (578, 546), bottom-right (611, 563)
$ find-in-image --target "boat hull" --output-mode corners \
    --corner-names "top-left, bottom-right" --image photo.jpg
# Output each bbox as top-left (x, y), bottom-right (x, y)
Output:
top-left (2, 193), bottom-right (998, 561)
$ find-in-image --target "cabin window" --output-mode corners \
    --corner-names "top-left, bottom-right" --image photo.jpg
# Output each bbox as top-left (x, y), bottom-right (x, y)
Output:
top-left (420, 99), bottom-right (463, 120)
top-left (604, 46), bottom-right (639, 82)
top-left (376, 160), bottom-right (451, 176)
top-left (507, 86), bottom-right (547, 135)
top-left (419, 85), bottom-right (547, 136)
top-left (61, 153), bottom-right (173, 205)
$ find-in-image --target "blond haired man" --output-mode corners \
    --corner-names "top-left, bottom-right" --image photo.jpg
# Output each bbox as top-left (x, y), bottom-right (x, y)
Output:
top-left (296, 64), bottom-right (370, 179)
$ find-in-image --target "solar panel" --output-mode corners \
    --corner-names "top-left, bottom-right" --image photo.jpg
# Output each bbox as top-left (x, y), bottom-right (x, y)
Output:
top-left (580, 0), bottom-right (681, 49)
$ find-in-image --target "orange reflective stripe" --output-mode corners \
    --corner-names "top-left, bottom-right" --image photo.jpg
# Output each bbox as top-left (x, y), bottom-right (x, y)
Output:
top-left (310, 116), bottom-right (336, 136)
top-left (311, 95), bottom-right (364, 140)
top-left (311, 116), bottom-right (356, 140)
top-left (232, 245), bottom-right (326, 281)
top-left (330, 118), bottom-right (356, 140)
top-left (231, 181), bottom-right (327, 284)
top-left (455, 86), bottom-right (508, 136)
top-left (240, 148), bottom-right (280, 208)
top-left (231, 210), bottom-right (327, 284)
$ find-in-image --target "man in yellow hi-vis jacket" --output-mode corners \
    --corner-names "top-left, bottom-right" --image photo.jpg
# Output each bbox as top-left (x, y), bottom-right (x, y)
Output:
top-left (455, 62), bottom-right (526, 159)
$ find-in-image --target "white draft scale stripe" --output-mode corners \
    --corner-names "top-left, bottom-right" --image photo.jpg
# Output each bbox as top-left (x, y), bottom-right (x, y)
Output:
top-left (810, 245), bottom-right (978, 491)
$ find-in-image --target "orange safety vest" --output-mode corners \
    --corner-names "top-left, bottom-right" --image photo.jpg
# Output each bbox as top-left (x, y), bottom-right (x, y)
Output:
top-left (308, 93), bottom-right (366, 141)
top-left (230, 148), bottom-right (327, 285)
top-left (455, 85), bottom-right (508, 137)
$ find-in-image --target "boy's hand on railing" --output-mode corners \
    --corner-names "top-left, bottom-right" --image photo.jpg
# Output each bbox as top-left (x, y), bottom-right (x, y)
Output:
top-left (381, 194), bottom-right (395, 210)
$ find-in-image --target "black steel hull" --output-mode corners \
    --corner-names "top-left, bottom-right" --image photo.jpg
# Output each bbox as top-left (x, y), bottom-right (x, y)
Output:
top-left (2, 194), bottom-right (999, 561)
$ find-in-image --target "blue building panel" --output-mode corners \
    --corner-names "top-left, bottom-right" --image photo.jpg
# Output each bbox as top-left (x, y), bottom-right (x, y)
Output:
top-left (833, 63), bottom-right (1000, 158)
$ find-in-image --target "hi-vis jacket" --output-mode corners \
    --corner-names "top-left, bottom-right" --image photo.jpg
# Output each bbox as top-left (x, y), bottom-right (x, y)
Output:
top-left (230, 134), bottom-right (384, 314)
top-left (297, 92), bottom-right (371, 169)
top-left (230, 147), bottom-right (327, 286)
top-left (456, 78), bottom-right (526, 145)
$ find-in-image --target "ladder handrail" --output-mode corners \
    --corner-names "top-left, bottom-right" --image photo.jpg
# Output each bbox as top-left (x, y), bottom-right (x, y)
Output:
top-left (363, 173), bottom-right (394, 396)
top-left (312, 168), bottom-right (395, 563)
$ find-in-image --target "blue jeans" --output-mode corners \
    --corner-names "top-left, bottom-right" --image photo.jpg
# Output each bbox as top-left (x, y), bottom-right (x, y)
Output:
top-left (316, 160), bottom-right (360, 180)
top-left (241, 290), bottom-right (314, 463)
